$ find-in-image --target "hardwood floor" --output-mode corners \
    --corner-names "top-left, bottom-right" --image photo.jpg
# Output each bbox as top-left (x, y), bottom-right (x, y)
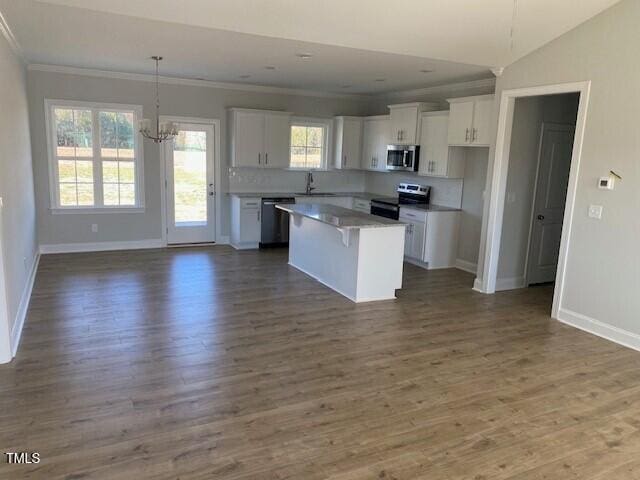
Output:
top-left (2, 246), bottom-right (640, 479)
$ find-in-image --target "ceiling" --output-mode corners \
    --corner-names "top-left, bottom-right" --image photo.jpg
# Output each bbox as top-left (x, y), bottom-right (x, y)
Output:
top-left (0, 0), bottom-right (621, 95)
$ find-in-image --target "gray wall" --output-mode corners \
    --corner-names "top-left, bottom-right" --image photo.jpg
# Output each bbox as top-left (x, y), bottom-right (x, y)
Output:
top-left (27, 70), bottom-right (372, 245)
top-left (0, 34), bottom-right (37, 360)
top-left (497, 93), bottom-right (579, 283)
top-left (479, 0), bottom-right (640, 335)
top-left (457, 148), bottom-right (489, 268)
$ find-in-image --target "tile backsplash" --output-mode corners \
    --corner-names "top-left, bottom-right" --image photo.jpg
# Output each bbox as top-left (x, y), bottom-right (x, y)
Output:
top-left (228, 168), bottom-right (366, 193)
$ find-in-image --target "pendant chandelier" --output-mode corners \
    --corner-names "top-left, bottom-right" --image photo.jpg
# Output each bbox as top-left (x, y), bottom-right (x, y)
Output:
top-left (139, 56), bottom-right (178, 143)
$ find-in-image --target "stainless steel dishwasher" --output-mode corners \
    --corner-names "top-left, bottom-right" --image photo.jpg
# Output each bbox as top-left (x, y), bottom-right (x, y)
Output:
top-left (260, 197), bottom-right (296, 248)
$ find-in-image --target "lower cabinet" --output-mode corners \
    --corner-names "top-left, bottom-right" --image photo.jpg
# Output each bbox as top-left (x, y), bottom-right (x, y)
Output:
top-left (400, 207), bottom-right (460, 268)
top-left (231, 196), bottom-right (261, 249)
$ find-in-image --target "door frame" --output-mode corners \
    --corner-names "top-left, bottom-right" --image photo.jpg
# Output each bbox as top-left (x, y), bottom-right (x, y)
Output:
top-left (475, 81), bottom-right (591, 320)
top-left (523, 122), bottom-right (575, 287)
top-left (159, 116), bottom-right (222, 246)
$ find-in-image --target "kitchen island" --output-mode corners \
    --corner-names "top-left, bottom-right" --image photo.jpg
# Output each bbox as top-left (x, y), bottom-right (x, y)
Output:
top-left (276, 203), bottom-right (407, 302)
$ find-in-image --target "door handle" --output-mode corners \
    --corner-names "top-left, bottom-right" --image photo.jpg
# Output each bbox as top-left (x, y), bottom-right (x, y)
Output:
top-left (537, 214), bottom-right (545, 220)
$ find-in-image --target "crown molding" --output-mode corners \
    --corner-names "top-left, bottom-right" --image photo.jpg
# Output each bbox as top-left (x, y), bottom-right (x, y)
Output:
top-left (379, 77), bottom-right (496, 100)
top-left (0, 9), bottom-right (26, 64)
top-left (27, 63), bottom-right (374, 101)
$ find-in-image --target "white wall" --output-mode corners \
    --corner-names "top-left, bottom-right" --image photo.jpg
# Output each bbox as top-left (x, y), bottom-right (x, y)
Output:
top-left (0, 34), bottom-right (38, 362)
top-left (479, 0), bottom-right (640, 340)
top-left (27, 69), bottom-right (372, 246)
top-left (457, 148), bottom-right (489, 269)
top-left (497, 94), bottom-right (579, 284)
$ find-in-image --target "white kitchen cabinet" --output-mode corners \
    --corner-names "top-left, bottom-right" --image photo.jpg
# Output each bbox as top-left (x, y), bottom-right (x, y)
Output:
top-left (334, 116), bottom-right (363, 169)
top-left (418, 111), bottom-right (465, 178)
top-left (446, 95), bottom-right (494, 147)
top-left (400, 207), bottom-right (460, 268)
top-left (230, 196), bottom-right (261, 249)
top-left (400, 208), bottom-right (426, 261)
top-left (388, 102), bottom-right (439, 145)
top-left (362, 116), bottom-right (390, 171)
top-left (230, 108), bottom-right (292, 168)
top-left (423, 211), bottom-right (461, 269)
top-left (352, 198), bottom-right (371, 213)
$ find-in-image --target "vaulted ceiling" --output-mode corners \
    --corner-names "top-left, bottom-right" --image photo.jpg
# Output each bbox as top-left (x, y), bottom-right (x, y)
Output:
top-left (0, 0), bottom-right (622, 94)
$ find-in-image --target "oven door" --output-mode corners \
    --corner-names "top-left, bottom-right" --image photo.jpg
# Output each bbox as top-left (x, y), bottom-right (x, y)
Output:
top-left (370, 202), bottom-right (399, 220)
top-left (386, 145), bottom-right (419, 171)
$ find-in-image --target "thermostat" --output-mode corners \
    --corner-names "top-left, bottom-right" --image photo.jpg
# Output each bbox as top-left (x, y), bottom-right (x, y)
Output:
top-left (598, 176), bottom-right (614, 190)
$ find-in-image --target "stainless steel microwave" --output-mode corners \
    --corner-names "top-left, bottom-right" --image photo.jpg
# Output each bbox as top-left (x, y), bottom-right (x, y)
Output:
top-left (386, 145), bottom-right (419, 171)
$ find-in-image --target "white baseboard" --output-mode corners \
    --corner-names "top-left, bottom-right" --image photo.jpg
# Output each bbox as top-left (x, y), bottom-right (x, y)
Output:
top-left (40, 239), bottom-right (163, 254)
top-left (11, 253), bottom-right (40, 358)
top-left (455, 259), bottom-right (477, 274)
top-left (216, 235), bottom-right (230, 245)
top-left (472, 277), bottom-right (485, 293)
top-left (557, 307), bottom-right (640, 352)
top-left (495, 275), bottom-right (526, 291)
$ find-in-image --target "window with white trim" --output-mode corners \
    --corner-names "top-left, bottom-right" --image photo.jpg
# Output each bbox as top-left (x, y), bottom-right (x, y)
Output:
top-left (289, 119), bottom-right (329, 170)
top-left (46, 100), bottom-right (144, 211)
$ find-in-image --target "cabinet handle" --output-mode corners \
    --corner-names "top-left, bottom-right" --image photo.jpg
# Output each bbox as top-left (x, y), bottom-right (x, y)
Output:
top-left (258, 153), bottom-right (261, 164)
top-left (257, 209), bottom-right (261, 221)
top-left (397, 130), bottom-right (401, 141)
top-left (265, 152), bottom-right (268, 164)
top-left (343, 155), bottom-right (346, 167)
top-left (465, 128), bottom-right (470, 142)
top-left (472, 128), bottom-right (478, 142)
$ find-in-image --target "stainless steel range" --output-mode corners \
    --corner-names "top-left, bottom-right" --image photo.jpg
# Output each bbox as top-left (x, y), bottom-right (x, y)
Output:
top-left (370, 183), bottom-right (430, 220)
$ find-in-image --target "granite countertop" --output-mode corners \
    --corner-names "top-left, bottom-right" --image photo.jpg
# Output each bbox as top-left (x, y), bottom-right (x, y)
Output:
top-left (276, 203), bottom-right (406, 230)
top-left (400, 204), bottom-right (461, 212)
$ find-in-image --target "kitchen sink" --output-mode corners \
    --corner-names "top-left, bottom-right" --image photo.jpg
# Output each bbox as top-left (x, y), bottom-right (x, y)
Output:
top-left (295, 192), bottom-right (336, 196)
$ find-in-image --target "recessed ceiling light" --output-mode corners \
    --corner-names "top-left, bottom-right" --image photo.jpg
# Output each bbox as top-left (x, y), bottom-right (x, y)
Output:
top-left (264, 66), bottom-right (276, 70)
top-left (238, 74), bottom-right (251, 79)
top-left (375, 78), bottom-right (386, 82)
top-left (296, 53), bottom-right (313, 59)
top-left (420, 69), bottom-right (435, 73)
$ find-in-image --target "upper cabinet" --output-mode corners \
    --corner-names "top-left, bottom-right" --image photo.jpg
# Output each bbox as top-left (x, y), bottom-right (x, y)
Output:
top-left (418, 111), bottom-right (465, 178)
top-left (446, 95), bottom-right (494, 147)
top-left (334, 116), bottom-right (363, 170)
top-left (362, 115), bottom-right (390, 172)
top-left (388, 102), bottom-right (439, 145)
top-left (230, 108), bottom-right (292, 168)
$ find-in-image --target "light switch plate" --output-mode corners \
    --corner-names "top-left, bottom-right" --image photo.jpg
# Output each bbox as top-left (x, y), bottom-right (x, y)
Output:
top-left (588, 204), bottom-right (603, 219)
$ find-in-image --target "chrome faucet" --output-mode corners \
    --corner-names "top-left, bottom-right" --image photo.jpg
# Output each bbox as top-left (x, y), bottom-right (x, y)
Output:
top-left (305, 171), bottom-right (315, 194)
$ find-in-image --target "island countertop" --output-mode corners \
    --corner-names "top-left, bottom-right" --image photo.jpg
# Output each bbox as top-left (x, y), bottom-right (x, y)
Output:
top-left (276, 203), bottom-right (406, 230)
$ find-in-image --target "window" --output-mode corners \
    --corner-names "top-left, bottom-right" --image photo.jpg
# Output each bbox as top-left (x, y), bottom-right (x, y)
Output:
top-left (289, 119), bottom-right (329, 169)
top-left (46, 100), bottom-right (144, 212)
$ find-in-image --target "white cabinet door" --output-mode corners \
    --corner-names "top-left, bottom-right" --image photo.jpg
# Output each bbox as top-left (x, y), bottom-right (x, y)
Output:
top-left (335, 117), bottom-right (363, 169)
top-left (263, 113), bottom-right (291, 168)
top-left (342, 118), bottom-right (362, 169)
top-left (389, 105), bottom-right (419, 144)
top-left (471, 97), bottom-right (493, 146)
top-left (447, 101), bottom-right (474, 145)
top-left (403, 220), bottom-right (425, 259)
top-left (419, 112), bottom-right (465, 178)
top-left (233, 111), bottom-right (264, 167)
top-left (362, 117), bottom-right (390, 171)
top-left (240, 206), bottom-right (261, 244)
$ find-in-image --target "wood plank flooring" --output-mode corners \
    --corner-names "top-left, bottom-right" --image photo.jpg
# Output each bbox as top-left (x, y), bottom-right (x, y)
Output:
top-left (1, 246), bottom-right (640, 479)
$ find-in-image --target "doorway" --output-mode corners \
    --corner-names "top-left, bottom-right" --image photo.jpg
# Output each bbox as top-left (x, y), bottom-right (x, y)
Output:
top-left (163, 121), bottom-right (215, 245)
top-left (477, 81), bottom-right (590, 319)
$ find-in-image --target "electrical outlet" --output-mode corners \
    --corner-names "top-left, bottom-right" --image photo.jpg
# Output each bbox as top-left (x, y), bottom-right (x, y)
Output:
top-left (588, 205), bottom-right (603, 219)
top-left (91, 224), bottom-right (98, 233)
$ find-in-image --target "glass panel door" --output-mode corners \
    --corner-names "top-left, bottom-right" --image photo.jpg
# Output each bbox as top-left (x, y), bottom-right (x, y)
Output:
top-left (165, 122), bottom-right (215, 244)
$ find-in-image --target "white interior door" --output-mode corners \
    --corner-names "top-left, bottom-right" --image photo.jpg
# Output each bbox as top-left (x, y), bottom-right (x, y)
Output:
top-left (165, 122), bottom-right (215, 244)
top-left (527, 123), bottom-right (575, 285)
